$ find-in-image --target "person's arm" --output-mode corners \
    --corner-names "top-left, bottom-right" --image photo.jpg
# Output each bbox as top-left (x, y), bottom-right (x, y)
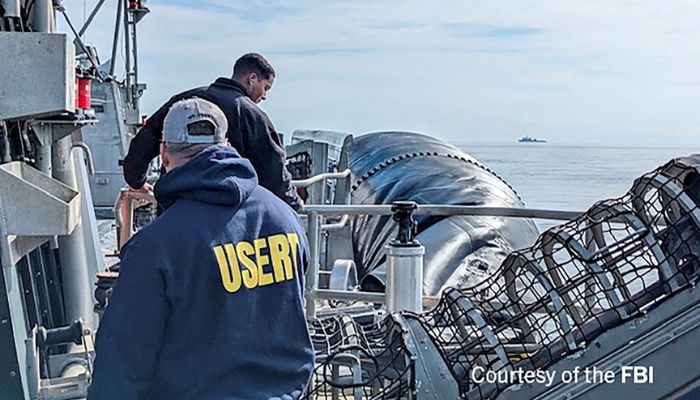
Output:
top-left (122, 103), bottom-right (168, 189)
top-left (88, 240), bottom-right (170, 400)
top-left (241, 107), bottom-right (303, 211)
top-left (123, 89), bottom-right (200, 188)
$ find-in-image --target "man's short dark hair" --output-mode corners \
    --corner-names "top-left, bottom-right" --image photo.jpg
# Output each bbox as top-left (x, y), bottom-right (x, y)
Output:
top-left (165, 142), bottom-right (214, 159)
top-left (232, 53), bottom-right (275, 80)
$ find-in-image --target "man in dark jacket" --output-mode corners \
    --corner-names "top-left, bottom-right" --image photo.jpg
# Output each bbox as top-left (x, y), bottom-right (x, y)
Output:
top-left (89, 98), bottom-right (314, 399)
top-left (123, 52), bottom-right (303, 211)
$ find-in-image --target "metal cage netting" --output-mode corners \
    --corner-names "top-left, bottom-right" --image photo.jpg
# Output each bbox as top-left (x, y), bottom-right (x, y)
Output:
top-left (305, 155), bottom-right (700, 400)
top-left (304, 313), bottom-right (416, 399)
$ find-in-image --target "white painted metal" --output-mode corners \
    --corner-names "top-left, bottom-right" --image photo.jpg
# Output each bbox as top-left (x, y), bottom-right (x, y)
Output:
top-left (385, 244), bottom-right (425, 313)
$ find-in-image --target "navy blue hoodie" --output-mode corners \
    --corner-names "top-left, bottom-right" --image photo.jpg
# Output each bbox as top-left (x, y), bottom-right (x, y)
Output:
top-left (89, 146), bottom-right (314, 400)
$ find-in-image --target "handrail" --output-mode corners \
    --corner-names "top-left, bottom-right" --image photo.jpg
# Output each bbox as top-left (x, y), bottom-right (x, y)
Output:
top-left (301, 203), bottom-right (632, 319)
top-left (115, 187), bottom-right (157, 249)
top-left (315, 289), bottom-right (441, 308)
top-left (303, 204), bottom-right (587, 221)
top-left (112, 170), bottom-right (616, 320)
top-left (292, 169), bottom-right (351, 188)
top-left (71, 142), bottom-right (95, 175)
top-left (321, 214), bottom-right (350, 230)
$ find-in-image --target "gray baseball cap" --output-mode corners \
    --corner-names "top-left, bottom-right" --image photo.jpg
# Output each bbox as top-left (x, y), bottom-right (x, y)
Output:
top-left (162, 97), bottom-right (227, 144)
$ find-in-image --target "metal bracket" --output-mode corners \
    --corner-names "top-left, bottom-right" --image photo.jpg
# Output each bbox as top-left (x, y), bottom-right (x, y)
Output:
top-left (392, 201), bottom-right (418, 246)
top-left (25, 320), bottom-right (94, 400)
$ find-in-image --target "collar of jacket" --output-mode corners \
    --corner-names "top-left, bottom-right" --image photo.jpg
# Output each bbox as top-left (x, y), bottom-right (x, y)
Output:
top-left (154, 145), bottom-right (258, 210)
top-left (212, 77), bottom-right (247, 95)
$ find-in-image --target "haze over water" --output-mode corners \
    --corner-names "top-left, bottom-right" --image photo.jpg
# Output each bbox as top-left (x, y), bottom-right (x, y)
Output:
top-left (456, 143), bottom-right (700, 230)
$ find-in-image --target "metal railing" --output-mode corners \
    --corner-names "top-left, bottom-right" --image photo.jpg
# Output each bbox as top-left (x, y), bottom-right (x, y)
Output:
top-left (115, 187), bottom-right (156, 249)
top-left (300, 204), bottom-right (589, 319)
top-left (292, 169), bottom-right (352, 207)
top-left (292, 169), bottom-right (351, 188)
top-left (113, 171), bottom-right (596, 319)
top-left (304, 204), bottom-right (587, 220)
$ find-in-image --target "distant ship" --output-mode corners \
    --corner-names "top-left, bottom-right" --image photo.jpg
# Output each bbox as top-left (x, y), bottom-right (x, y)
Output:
top-left (519, 135), bottom-right (547, 143)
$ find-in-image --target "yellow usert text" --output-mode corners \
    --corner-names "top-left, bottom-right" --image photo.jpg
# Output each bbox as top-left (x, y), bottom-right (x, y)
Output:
top-left (212, 233), bottom-right (300, 293)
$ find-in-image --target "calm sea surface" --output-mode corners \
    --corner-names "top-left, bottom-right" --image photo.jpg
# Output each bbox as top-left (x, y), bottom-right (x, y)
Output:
top-left (454, 143), bottom-right (700, 230)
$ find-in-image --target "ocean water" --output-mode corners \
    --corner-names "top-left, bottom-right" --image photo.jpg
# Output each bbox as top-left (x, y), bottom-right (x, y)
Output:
top-left (454, 143), bottom-right (700, 230)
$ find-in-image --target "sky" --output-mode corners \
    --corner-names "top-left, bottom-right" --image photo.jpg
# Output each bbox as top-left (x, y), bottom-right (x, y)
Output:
top-left (59, 0), bottom-right (700, 146)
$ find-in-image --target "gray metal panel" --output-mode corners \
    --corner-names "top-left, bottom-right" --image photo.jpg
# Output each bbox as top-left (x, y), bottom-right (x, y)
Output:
top-left (310, 142), bottom-right (329, 205)
top-left (0, 162), bottom-right (80, 236)
top-left (0, 33), bottom-right (75, 120)
top-left (0, 225), bottom-right (31, 399)
top-left (400, 317), bottom-right (460, 399)
top-left (0, 247), bottom-right (24, 400)
top-left (494, 286), bottom-right (700, 400)
top-left (286, 140), bottom-right (330, 205)
top-left (8, 236), bottom-right (50, 265)
top-left (82, 81), bottom-right (130, 207)
top-left (0, 0), bottom-right (21, 18)
top-left (290, 129), bottom-right (350, 164)
top-left (324, 135), bottom-right (355, 269)
top-left (69, 145), bottom-right (103, 329)
top-left (90, 171), bottom-right (126, 208)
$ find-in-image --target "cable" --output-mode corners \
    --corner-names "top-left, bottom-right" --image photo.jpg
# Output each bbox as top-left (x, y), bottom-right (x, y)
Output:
top-left (82, 0), bottom-right (86, 40)
top-left (59, 8), bottom-right (105, 81)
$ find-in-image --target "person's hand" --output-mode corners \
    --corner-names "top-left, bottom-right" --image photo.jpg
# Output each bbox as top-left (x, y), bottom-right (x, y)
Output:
top-left (129, 183), bottom-right (153, 193)
top-left (127, 183), bottom-right (156, 205)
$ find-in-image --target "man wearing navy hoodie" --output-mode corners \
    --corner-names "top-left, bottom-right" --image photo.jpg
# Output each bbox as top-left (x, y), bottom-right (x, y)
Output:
top-left (88, 98), bottom-right (314, 400)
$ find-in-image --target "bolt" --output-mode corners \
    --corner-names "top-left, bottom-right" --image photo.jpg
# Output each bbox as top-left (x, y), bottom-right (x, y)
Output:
top-left (9, 370), bottom-right (16, 377)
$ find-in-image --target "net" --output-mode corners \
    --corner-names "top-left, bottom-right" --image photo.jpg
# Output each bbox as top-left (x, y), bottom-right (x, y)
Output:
top-left (304, 313), bottom-right (416, 399)
top-left (305, 155), bottom-right (700, 399)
